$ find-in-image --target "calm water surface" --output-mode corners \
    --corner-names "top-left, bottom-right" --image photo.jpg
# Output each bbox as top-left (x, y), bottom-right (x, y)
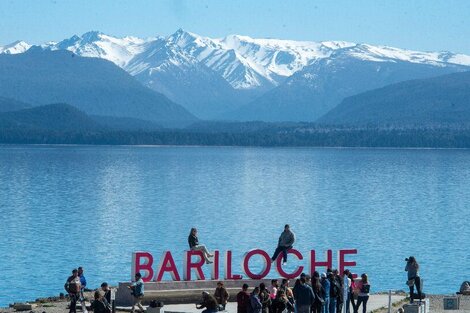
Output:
top-left (1, 145), bottom-right (469, 306)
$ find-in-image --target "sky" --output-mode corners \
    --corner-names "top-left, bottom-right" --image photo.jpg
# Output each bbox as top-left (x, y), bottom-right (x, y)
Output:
top-left (1, 0), bottom-right (470, 54)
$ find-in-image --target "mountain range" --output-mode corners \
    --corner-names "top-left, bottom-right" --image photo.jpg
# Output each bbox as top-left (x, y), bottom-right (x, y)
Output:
top-left (2, 29), bottom-right (470, 123)
top-left (0, 48), bottom-right (196, 127)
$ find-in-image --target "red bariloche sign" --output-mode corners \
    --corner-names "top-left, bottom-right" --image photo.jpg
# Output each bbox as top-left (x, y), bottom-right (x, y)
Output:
top-left (131, 248), bottom-right (357, 282)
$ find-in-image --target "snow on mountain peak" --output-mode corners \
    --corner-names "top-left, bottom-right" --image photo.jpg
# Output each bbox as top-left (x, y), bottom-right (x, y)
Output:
top-left (0, 40), bottom-right (32, 54)
top-left (6, 29), bottom-right (470, 91)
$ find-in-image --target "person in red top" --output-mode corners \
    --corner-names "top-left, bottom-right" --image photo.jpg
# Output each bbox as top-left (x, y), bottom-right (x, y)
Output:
top-left (237, 284), bottom-right (250, 313)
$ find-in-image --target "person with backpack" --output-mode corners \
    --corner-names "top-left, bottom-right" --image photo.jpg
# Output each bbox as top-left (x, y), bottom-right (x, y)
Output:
top-left (405, 256), bottom-right (422, 303)
top-left (65, 269), bottom-right (81, 313)
top-left (128, 272), bottom-right (145, 313)
top-left (259, 283), bottom-right (271, 313)
top-left (237, 284), bottom-right (251, 313)
top-left (353, 274), bottom-right (370, 313)
top-left (250, 287), bottom-right (263, 313)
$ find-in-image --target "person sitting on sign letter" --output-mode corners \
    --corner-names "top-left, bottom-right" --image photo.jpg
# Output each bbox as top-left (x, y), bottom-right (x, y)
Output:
top-left (188, 227), bottom-right (214, 264)
top-left (271, 224), bottom-right (296, 265)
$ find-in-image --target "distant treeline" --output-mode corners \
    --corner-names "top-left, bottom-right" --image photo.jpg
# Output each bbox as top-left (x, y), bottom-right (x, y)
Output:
top-left (2, 127), bottom-right (470, 148)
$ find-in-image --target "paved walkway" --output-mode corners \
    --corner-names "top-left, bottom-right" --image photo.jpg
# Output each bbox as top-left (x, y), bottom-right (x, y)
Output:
top-left (143, 294), bottom-right (405, 313)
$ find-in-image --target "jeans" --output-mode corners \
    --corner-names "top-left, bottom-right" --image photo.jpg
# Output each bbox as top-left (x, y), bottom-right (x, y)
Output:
top-left (329, 297), bottom-right (336, 313)
top-left (355, 296), bottom-right (368, 313)
top-left (296, 305), bottom-right (311, 313)
top-left (322, 298), bottom-right (330, 313)
top-left (271, 246), bottom-right (292, 262)
top-left (69, 293), bottom-right (79, 313)
top-left (131, 296), bottom-right (144, 313)
top-left (191, 244), bottom-right (212, 262)
top-left (409, 277), bottom-right (422, 302)
top-left (344, 292), bottom-right (351, 313)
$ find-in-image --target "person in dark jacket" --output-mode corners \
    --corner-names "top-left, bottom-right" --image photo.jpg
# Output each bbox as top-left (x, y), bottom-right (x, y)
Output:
top-left (78, 267), bottom-right (89, 313)
top-left (320, 273), bottom-right (330, 313)
top-left (259, 283), bottom-right (271, 313)
top-left (237, 284), bottom-right (251, 313)
top-left (405, 256), bottom-right (422, 303)
top-left (293, 277), bottom-right (315, 313)
top-left (271, 225), bottom-right (296, 265)
top-left (188, 228), bottom-right (214, 264)
top-left (328, 272), bottom-right (339, 313)
top-left (214, 281), bottom-right (230, 310)
top-left (311, 276), bottom-right (325, 313)
top-left (197, 291), bottom-right (219, 313)
top-left (100, 282), bottom-right (112, 313)
top-left (90, 291), bottom-right (109, 313)
top-left (333, 269), bottom-right (343, 313)
top-left (250, 287), bottom-right (263, 313)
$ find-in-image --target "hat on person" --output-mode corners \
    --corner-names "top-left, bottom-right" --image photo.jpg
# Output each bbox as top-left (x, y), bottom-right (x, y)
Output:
top-left (321, 273), bottom-right (326, 278)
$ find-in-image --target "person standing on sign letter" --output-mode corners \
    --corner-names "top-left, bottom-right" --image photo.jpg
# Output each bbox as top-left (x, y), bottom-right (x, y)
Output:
top-left (188, 227), bottom-right (214, 264)
top-left (271, 224), bottom-right (295, 265)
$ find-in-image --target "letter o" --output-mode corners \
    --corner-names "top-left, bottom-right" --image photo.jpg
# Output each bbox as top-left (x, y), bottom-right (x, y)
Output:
top-left (242, 249), bottom-right (271, 279)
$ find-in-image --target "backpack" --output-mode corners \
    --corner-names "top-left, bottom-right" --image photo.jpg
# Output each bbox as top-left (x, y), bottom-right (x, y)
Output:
top-left (330, 280), bottom-right (340, 298)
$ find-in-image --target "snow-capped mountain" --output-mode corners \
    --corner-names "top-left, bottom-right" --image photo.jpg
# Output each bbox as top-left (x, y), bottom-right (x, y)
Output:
top-left (231, 45), bottom-right (470, 122)
top-left (2, 29), bottom-right (470, 122)
top-left (125, 38), bottom-right (245, 118)
top-left (43, 31), bottom-right (152, 67)
top-left (0, 40), bottom-right (31, 54)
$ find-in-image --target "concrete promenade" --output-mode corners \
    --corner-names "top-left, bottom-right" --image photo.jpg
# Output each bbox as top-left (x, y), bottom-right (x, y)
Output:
top-left (118, 294), bottom-right (406, 313)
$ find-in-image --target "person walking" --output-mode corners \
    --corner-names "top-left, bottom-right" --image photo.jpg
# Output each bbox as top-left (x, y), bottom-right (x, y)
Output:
top-left (188, 228), bottom-right (214, 264)
top-left (405, 256), bottom-right (422, 303)
top-left (271, 225), bottom-right (295, 265)
top-left (237, 284), bottom-right (251, 313)
top-left (293, 277), bottom-right (315, 313)
top-left (250, 287), bottom-right (263, 313)
top-left (197, 291), bottom-right (219, 313)
top-left (320, 273), bottom-right (330, 313)
top-left (78, 267), bottom-right (89, 313)
top-left (353, 274), bottom-right (370, 313)
top-left (214, 281), bottom-right (229, 311)
top-left (128, 272), bottom-right (145, 313)
top-left (65, 269), bottom-right (81, 313)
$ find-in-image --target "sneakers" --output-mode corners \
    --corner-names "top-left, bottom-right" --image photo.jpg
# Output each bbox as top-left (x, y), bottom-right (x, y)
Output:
top-left (206, 260), bottom-right (213, 264)
top-left (283, 261), bottom-right (287, 266)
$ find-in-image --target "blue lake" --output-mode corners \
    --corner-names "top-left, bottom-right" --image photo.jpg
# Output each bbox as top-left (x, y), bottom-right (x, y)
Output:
top-left (1, 145), bottom-right (469, 306)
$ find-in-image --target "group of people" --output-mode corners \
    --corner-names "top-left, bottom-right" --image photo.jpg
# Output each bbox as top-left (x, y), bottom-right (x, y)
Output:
top-left (231, 270), bottom-right (370, 313)
top-left (64, 267), bottom-right (113, 313)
